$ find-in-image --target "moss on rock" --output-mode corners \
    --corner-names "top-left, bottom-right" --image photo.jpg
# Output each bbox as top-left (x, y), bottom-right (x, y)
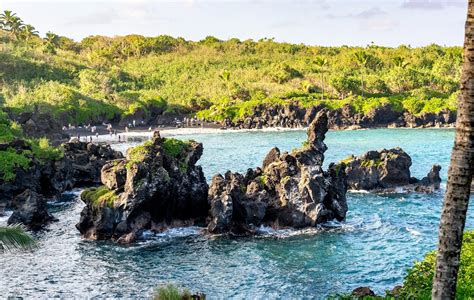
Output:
top-left (82, 186), bottom-right (119, 208)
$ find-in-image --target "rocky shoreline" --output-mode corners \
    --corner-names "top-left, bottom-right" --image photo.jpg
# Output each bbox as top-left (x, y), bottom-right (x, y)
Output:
top-left (217, 103), bottom-right (456, 130)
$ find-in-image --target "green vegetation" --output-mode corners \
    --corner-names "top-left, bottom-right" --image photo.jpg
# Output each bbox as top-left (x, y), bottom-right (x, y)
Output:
top-left (82, 186), bottom-right (119, 208)
top-left (396, 230), bottom-right (474, 299)
top-left (330, 230), bottom-right (474, 299)
top-left (126, 140), bottom-right (153, 169)
top-left (0, 148), bottom-right (31, 181)
top-left (0, 109), bottom-right (63, 181)
top-left (153, 284), bottom-right (203, 300)
top-left (339, 155), bottom-right (355, 165)
top-left (0, 224), bottom-right (36, 252)
top-left (162, 138), bottom-right (191, 158)
top-left (0, 11), bottom-right (462, 125)
top-left (30, 137), bottom-right (63, 163)
top-left (361, 159), bottom-right (383, 169)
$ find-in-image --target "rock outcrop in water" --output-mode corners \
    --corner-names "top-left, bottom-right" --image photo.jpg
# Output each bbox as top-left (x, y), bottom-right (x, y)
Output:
top-left (0, 139), bottom-right (122, 208)
top-left (7, 189), bottom-right (57, 230)
top-left (339, 148), bottom-right (441, 193)
top-left (207, 110), bottom-right (348, 234)
top-left (76, 132), bottom-right (209, 242)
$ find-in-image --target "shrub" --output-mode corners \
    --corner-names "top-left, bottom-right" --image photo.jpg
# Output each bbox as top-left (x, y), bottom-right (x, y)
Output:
top-left (29, 137), bottom-right (63, 163)
top-left (0, 148), bottom-right (31, 181)
top-left (162, 138), bottom-right (190, 158)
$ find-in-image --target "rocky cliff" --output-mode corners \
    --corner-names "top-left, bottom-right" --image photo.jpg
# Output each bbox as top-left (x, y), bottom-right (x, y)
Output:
top-left (76, 132), bottom-right (209, 242)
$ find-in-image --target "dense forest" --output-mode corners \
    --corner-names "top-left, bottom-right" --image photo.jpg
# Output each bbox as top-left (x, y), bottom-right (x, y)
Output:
top-left (0, 11), bottom-right (462, 124)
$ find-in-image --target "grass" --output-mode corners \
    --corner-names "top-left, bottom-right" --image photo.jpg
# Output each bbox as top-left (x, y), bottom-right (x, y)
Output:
top-left (81, 186), bottom-right (119, 208)
top-left (153, 284), bottom-right (199, 300)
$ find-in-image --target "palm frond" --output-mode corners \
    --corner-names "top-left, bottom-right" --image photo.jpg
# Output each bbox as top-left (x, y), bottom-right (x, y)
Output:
top-left (0, 225), bottom-right (36, 252)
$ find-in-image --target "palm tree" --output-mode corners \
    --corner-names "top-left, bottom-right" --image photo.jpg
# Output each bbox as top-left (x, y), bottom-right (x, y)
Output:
top-left (218, 70), bottom-right (232, 97)
top-left (431, 1), bottom-right (474, 299)
top-left (314, 56), bottom-right (328, 100)
top-left (9, 16), bottom-right (24, 40)
top-left (354, 51), bottom-right (369, 97)
top-left (44, 31), bottom-right (59, 54)
top-left (20, 24), bottom-right (39, 41)
top-left (0, 225), bottom-right (36, 251)
top-left (0, 10), bottom-right (17, 30)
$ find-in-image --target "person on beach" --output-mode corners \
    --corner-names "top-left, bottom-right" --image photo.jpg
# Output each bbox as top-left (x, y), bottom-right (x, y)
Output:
top-left (118, 135), bottom-right (121, 142)
top-left (133, 120), bottom-right (136, 127)
top-left (125, 126), bottom-right (129, 133)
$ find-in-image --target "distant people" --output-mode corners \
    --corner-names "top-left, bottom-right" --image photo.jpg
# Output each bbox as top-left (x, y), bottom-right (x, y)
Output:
top-left (148, 126), bottom-right (152, 131)
top-left (96, 132), bottom-right (99, 139)
top-left (133, 120), bottom-right (136, 127)
top-left (114, 130), bottom-right (117, 136)
top-left (125, 126), bottom-right (129, 133)
top-left (118, 135), bottom-right (121, 142)
top-left (90, 136), bottom-right (93, 143)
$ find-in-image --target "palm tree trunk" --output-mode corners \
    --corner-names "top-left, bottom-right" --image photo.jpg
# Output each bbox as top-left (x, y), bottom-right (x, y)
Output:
top-left (432, 1), bottom-right (474, 299)
top-left (321, 72), bottom-right (324, 101)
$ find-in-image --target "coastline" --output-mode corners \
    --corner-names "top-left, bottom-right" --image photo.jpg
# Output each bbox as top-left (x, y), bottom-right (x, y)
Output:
top-left (66, 123), bottom-right (456, 143)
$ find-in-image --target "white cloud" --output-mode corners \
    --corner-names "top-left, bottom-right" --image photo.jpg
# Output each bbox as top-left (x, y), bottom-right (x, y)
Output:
top-left (360, 18), bottom-right (399, 31)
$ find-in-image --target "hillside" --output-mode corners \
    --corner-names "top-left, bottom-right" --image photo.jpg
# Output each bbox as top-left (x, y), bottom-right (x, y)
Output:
top-left (0, 13), bottom-right (462, 125)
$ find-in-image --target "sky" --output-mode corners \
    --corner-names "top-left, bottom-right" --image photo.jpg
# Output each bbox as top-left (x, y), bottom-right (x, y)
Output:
top-left (0, 0), bottom-right (467, 47)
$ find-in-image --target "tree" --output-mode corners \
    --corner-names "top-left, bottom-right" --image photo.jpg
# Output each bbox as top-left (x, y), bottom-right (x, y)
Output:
top-left (8, 16), bottom-right (24, 40)
top-left (0, 11), bottom-right (25, 40)
top-left (20, 24), bottom-right (39, 41)
top-left (0, 225), bottom-right (36, 251)
top-left (0, 10), bottom-right (17, 30)
top-left (43, 31), bottom-right (59, 54)
top-left (354, 51), bottom-right (369, 97)
top-left (314, 56), bottom-right (328, 100)
top-left (431, 1), bottom-right (474, 299)
top-left (218, 70), bottom-right (232, 97)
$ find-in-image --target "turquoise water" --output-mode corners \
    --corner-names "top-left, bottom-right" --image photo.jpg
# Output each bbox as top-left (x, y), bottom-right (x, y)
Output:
top-left (1, 128), bottom-right (473, 298)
